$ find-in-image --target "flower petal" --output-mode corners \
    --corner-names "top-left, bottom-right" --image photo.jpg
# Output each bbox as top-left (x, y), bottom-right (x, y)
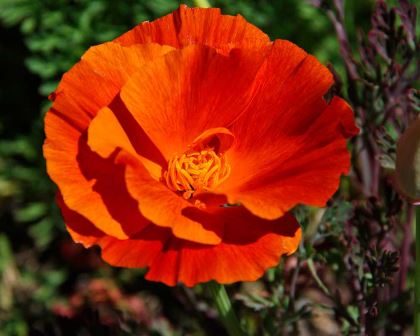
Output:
top-left (229, 39), bottom-right (334, 156)
top-left (120, 44), bottom-right (268, 160)
top-left (217, 40), bottom-right (358, 219)
top-left (49, 42), bottom-right (174, 130)
top-left (116, 5), bottom-right (269, 51)
top-left (58, 194), bottom-right (167, 268)
top-left (58, 192), bottom-right (104, 248)
top-left (60, 191), bottom-right (300, 287)
top-left (44, 42), bottom-right (172, 238)
top-left (226, 140), bottom-right (351, 220)
top-left (44, 113), bottom-right (131, 239)
top-left (87, 105), bottom-right (162, 181)
top-left (190, 127), bottom-right (235, 154)
top-left (145, 209), bottom-right (301, 287)
top-left (117, 151), bottom-right (223, 245)
top-left (87, 106), bottom-right (136, 158)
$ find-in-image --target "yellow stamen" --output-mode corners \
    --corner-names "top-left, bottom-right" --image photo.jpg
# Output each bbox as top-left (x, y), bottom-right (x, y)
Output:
top-left (164, 148), bottom-right (231, 199)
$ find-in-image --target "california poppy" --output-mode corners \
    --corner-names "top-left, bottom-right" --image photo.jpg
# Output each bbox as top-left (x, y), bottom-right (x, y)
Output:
top-left (44, 5), bottom-right (358, 286)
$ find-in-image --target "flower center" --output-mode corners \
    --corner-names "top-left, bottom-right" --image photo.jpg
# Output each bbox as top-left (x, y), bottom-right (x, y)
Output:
top-left (164, 148), bottom-right (231, 199)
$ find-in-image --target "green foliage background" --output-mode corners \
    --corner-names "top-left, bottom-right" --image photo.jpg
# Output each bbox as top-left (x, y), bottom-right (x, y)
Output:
top-left (2, 0), bottom-right (412, 335)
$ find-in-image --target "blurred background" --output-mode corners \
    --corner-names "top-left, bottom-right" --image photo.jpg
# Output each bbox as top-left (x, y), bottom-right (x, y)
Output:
top-left (0, 0), bottom-right (417, 335)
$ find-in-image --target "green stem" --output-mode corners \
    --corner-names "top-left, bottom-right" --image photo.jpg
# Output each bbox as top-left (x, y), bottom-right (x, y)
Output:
top-left (307, 258), bottom-right (331, 297)
top-left (206, 282), bottom-right (244, 336)
top-left (193, 0), bottom-right (211, 8)
top-left (416, 205), bottom-right (420, 336)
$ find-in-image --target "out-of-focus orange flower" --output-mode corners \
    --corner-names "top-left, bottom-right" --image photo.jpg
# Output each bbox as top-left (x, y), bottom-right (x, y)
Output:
top-left (44, 5), bottom-right (358, 286)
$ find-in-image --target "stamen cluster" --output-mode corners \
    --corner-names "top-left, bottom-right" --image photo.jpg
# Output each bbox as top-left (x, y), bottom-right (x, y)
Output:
top-left (164, 149), bottom-right (231, 199)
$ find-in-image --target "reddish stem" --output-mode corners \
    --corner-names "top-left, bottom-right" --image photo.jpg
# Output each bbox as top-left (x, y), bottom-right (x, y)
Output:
top-left (399, 205), bottom-right (414, 293)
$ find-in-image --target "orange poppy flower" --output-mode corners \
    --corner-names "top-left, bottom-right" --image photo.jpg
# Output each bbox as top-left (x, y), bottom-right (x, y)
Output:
top-left (44, 5), bottom-right (358, 286)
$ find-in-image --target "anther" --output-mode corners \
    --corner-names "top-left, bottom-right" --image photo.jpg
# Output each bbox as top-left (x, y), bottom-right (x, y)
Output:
top-left (163, 148), bottom-right (231, 199)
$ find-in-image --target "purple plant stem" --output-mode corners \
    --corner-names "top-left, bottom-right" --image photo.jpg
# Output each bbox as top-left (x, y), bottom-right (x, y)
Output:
top-left (326, 0), bottom-right (360, 81)
top-left (355, 136), bottom-right (372, 197)
top-left (369, 135), bottom-right (381, 197)
top-left (399, 205), bottom-right (414, 293)
top-left (347, 256), bottom-right (367, 334)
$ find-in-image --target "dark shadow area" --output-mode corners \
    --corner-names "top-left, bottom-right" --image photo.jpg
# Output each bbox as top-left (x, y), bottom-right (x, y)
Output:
top-left (0, 26), bottom-right (43, 138)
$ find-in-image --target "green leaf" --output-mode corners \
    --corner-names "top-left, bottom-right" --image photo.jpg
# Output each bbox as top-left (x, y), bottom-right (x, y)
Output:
top-left (15, 202), bottom-right (47, 222)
